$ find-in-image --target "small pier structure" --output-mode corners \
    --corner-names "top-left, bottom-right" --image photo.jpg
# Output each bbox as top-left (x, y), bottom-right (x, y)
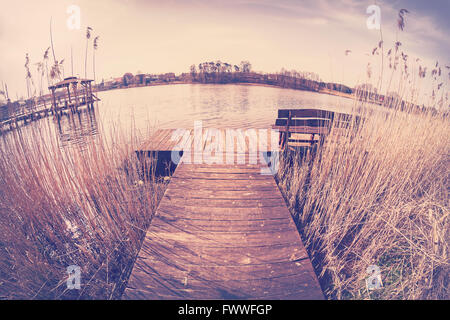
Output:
top-left (123, 127), bottom-right (324, 300)
top-left (0, 77), bottom-right (100, 134)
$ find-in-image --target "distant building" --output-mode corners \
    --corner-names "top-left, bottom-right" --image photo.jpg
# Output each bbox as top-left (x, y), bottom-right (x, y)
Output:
top-left (135, 74), bottom-right (146, 85)
top-left (158, 73), bottom-right (176, 82)
top-left (122, 73), bottom-right (135, 86)
top-left (0, 100), bottom-right (21, 121)
top-left (144, 74), bottom-right (158, 84)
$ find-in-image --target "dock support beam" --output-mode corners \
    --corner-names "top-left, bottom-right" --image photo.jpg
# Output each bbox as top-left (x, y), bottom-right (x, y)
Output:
top-left (73, 82), bottom-right (79, 113)
top-left (50, 87), bottom-right (57, 116)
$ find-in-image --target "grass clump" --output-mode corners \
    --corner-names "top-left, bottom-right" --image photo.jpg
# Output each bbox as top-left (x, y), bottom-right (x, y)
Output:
top-left (277, 103), bottom-right (449, 299)
top-left (0, 117), bottom-right (165, 299)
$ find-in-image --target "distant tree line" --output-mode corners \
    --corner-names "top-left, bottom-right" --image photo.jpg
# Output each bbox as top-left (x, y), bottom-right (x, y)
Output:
top-left (183, 60), bottom-right (352, 94)
top-left (187, 60), bottom-right (252, 84)
top-left (97, 60), bottom-right (354, 96)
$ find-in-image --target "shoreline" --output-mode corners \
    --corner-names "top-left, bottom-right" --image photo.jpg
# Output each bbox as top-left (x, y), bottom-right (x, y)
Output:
top-left (96, 80), bottom-right (356, 101)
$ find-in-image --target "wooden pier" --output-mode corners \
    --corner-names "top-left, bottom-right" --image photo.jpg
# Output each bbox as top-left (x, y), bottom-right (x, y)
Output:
top-left (123, 128), bottom-right (323, 299)
top-left (0, 77), bottom-right (99, 134)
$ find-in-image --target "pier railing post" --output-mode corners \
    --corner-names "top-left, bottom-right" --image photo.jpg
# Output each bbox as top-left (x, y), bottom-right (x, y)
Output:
top-left (50, 87), bottom-right (57, 116)
top-left (66, 84), bottom-right (73, 113)
top-left (73, 82), bottom-right (79, 113)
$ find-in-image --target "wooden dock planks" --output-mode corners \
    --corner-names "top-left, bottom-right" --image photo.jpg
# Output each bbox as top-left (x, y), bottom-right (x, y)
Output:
top-left (0, 96), bottom-right (97, 134)
top-left (124, 134), bottom-right (324, 300)
top-left (139, 128), bottom-right (278, 152)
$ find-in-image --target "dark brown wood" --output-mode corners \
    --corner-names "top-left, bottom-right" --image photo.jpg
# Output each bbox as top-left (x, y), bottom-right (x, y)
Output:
top-left (277, 108), bottom-right (335, 118)
top-left (66, 85), bottom-right (71, 105)
top-left (273, 108), bottom-right (361, 150)
top-left (277, 108), bottom-right (360, 123)
top-left (272, 125), bottom-right (328, 134)
top-left (50, 88), bottom-right (57, 115)
top-left (275, 118), bottom-right (331, 127)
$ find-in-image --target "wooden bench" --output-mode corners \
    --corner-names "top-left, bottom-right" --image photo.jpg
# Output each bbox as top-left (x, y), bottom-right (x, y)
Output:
top-left (272, 108), bottom-right (361, 151)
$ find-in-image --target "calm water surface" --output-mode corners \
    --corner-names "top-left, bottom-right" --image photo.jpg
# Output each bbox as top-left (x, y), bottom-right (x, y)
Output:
top-left (97, 84), bottom-right (356, 130)
top-left (9, 84), bottom-right (359, 148)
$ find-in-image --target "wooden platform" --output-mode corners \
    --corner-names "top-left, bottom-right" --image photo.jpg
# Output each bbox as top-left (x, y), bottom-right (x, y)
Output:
top-left (123, 128), bottom-right (323, 300)
top-left (0, 96), bottom-right (97, 134)
top-left (137, 127), bottom-right (279, 162)
top-left (1, 76), bottom-right (99, 134)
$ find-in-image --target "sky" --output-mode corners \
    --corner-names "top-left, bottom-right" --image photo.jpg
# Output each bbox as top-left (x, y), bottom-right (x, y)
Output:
top-left (0, 0), bottom-right (449, 99)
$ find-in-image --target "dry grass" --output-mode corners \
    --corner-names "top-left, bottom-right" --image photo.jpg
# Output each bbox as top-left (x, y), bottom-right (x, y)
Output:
top-left (0, 117), bottom-right (165, 299)
top-left (277, 104), bottom-right (449, 299)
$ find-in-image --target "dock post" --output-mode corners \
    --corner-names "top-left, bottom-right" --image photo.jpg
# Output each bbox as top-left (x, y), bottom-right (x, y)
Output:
top-left (50, 87), bottom-right (57, 116)
top-left (66, 84), bottom-right (72, 112)
top-left (84, 82), bottom-right (88, 110)
top-left (88, 82), bottom-right (93, 109)
top-left (73, 82), bottom-right (79, 113)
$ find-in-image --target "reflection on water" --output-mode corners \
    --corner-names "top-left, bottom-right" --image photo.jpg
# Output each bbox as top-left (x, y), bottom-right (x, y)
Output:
top-left (56, 108), bottom-right (99, 149)
top-left (96, 84), bottom-right (358, 135)
top-left (5, 84), bottom-right (362, 149)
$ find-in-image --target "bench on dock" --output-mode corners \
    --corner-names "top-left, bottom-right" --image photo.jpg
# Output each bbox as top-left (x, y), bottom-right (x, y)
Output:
top-left (272, 108), bottom-right (361, 151)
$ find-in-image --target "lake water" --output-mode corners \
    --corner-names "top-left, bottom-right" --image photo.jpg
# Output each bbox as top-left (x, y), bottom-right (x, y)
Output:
top-left (7, 84), bottom-right (359, 148)
top-left (97, 84), bottom-right (356, 130)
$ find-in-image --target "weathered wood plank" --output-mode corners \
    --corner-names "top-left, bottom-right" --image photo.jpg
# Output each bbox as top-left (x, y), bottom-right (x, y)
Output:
top-left (151, 214), bottom-right (295, 232)
top-left (139, 236), bottom-right (308, 264)
top-left (158, 197), bottom-right (287, 209)
top-left (172, 171), bottom-right (275, 180)
top-left (130, 255), bottom-right (315, 283)
top-left (125, 269), bottom-right (322, 299)
top-left (144, 225), bottom-right (300, 246)
top-left (125, 128), bottom-right (323, 300)
top-left (272, 125), bottom-right (327, 134)
top-left (168, 177), bottom-right (276, 188)
top-left (156, 205), bottom-right (293, 220)
top-left (139, 128), bottom-right (279, 153)
top-left (141, 129), bottom-right (170, 150)
top-left (290, 133), bottom-right (320, 141)
top-left (164, 189), bottom-right (284, 201)
top-left (275, 118), bottom-right (331, 127)
top-left (124, 253), bottom-right (323, 299)
top-left (155, 129), bottom-right (176, 150)
top-left (160, 128), bottom-right (185, 151)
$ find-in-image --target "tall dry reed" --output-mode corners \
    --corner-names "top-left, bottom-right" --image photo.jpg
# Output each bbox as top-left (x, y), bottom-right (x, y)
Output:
top-left (277, 103), bottom-right (449, 299)
top-left (0, 116), bottom-right (164, 299)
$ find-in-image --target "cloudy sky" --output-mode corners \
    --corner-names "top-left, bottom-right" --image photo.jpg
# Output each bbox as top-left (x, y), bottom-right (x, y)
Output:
top-left (0, 0), bottom-right (449, 98)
